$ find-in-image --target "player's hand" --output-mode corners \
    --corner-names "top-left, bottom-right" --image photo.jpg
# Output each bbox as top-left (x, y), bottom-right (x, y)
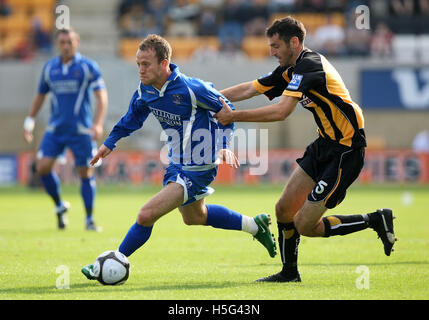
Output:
top-left (214, 97), bottom-right (234, 126)
top-left (90, 124), bottom-right (103, 141)
top-left (218, 149), bottom-right (240, 169)
top-left (23, 116), bottom-right (35, 144)
top-left (23, 130), bottom-right (33, 144)
top-left (90, 144), bottom-right (112, 166)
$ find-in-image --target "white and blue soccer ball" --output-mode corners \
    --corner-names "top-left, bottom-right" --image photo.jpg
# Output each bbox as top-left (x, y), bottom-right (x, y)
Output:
top-left (93, 250), bottom-right (130, 285)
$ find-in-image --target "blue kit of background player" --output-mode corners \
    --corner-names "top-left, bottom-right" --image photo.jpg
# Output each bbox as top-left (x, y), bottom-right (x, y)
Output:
top-left (24, 28), bottom-right (108, 231)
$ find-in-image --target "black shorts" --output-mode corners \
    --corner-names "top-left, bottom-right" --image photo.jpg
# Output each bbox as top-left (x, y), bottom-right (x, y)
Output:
top-left (296, 137), bottom-right (365, 209)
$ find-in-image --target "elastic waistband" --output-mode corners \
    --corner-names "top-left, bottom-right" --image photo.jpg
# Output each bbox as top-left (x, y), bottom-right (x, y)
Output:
top-left (180, 163), bottom-right (218, 171)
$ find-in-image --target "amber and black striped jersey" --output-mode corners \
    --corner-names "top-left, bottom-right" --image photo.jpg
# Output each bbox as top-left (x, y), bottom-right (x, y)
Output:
top-left (252, 49), bottom-right (366, 149)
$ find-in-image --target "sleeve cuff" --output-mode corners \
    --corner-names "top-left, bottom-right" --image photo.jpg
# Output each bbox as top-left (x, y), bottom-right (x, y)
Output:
top-left (103, 139), bottom-right (116, 151)
top-left (252, 79), bottom-right (274, 94)
top-left (283, 90), bottom-right (303, 98)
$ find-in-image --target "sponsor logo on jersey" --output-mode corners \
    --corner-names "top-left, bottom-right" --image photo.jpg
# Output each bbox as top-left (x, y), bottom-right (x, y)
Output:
top-left (149, 107), bottom-right (182, 126)
top-left (287, 74), bottom-right (303, 90)
top-left (172, 94), bottom-right (182, 105)
top-left (300, 94), bottom-right (313, 107)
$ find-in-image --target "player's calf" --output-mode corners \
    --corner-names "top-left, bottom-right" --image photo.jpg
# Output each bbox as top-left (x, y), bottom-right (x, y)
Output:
top-left (322, 214), bottom-right (369, 237)
top-left (322, 209), bottom-right (397, 256)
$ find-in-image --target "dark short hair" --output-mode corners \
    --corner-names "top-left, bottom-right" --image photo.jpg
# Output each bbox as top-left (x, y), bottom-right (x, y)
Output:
top-left (55, 27), bottom-right (79, 40)
top-left (138, 34), bottom-right (172, 63)
top-left (266, 16), bottom-right (306, 44)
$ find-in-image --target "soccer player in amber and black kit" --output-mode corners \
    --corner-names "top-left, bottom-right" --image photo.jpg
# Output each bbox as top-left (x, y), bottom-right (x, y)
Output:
top-left (215, 16), bottom-right (397, 282)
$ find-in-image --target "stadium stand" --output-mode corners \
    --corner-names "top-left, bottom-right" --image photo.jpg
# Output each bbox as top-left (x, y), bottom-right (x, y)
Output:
top-left (120, 35), bottom-right (220, 60)
top-left (2, 0), bottom-right (429, 62)
top-left (0, 0), bottom-right (55, 59)
top-left (241, 35), bottom-right (269, 60)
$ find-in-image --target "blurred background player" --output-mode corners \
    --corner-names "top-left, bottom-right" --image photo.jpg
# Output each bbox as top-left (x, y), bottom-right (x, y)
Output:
top-left (215, 16), bottom-right (397, 282)
top-left (23, 28), bottom-right (108, 231)
top-left (81, 34), bottom-right (277, 280)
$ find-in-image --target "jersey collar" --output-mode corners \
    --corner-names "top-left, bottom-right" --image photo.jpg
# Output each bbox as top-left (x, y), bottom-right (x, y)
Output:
top-left (169, 63), bottom-right (180, 82)
top-left (158, 63), bottom-right (180, 97)
top-left (295, 48), bottom-right (308, 65)
top-left (57, 52), bottom-right (82, 66)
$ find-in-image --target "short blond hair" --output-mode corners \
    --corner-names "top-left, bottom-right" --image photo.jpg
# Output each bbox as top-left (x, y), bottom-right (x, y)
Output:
top-left (138, 34), bottom-right (172, 63)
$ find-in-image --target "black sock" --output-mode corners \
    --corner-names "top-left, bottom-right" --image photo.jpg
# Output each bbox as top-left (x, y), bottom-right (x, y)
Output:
top-left (323, 214), bottom-right (370, 237)
top-left (366, 211), bottom-right (381, 228)
top-left (278, 222), bottom-right (300, 275)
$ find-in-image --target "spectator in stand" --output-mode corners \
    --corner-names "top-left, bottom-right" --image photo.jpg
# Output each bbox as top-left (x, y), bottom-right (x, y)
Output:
top-left (370, 22), bottom-right (393, 58)
top-left (268, 0), bottom-right (296, 13)
top-left (141, 15), bottom-right (163, 37)
top-left (389, 0), bottom-right (418, 33)
top-left (326, 0), bottom-right (346, 11)
top-left (295, 0), bottom-right (326, 12)
top-left (344, 0), bottom-right (369, 12)
top-left (344, 8), bottom-right (371, 56)
top-left (391, 0), bottom-right (415, 15)
top-left (146, 0), bottom-right (170, 36)
top-left (13, 39), bottom-right (34, 61)
top-left (313, 13), bottom-right (346, 56)
top-left (418, 0), bottom-right (429, 32)
top-left (119, 3), bottom-right (146, 37)
top-left (218, 0), bottom-right (247, 51)
top-left (369, 0), bottom-right (389, 28)
top-left (165, 0), bottom-right (200, 37)
top-left (243, 0), bottom-right (270, 37)
top-left (0, 0), bottom-right (11, 17)
top-left (29, 18), bottom-right (53, 55)
top-left (118, 0), bottom-right (139, 16)
top-left (369, 0), bottom-right (389, 17)
top-left (420, 0), bottom-right (429, 13)
top-left (197, 3), bottom-right (219, 36)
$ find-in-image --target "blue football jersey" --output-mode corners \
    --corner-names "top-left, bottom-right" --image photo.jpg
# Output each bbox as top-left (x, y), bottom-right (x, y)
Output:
top-left (38, 52), bottom-right (106, 136)
top-left (104, 63), bottom-right (234, 168)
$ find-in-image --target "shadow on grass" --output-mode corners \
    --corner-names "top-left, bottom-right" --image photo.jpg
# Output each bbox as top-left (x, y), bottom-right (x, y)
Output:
top-left (2, 260), bottom-right (427, 297)
top-left (0, 280), bottom-right (256, 296)
top-left (302, 260), bottom-right (429, 267)
top-left (224, 259), bottom-right (429, 268)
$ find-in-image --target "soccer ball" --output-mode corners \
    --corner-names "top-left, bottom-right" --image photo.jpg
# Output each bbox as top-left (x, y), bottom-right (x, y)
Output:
top-left (92, 250), bottom-right (130, 285)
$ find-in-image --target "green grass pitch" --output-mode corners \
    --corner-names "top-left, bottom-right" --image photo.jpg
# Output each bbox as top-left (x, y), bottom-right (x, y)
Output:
top-left (0, 183), bottom-right (428, 300)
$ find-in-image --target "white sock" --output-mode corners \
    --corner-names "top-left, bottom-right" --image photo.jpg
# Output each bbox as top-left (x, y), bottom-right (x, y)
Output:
top-left (241, 215), bottom-right (259, 235)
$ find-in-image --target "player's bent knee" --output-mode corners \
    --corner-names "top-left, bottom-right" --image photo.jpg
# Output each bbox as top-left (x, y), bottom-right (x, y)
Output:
top-left (36, 165), bottom-right (51, 176)
top-left (77, 168), bottom-right (93, 179)
top-left (181, 213), bottom-right (206, 226)
top-left (182, 216), bottom-right (196, 226)
top-left (274, 201), bottom-right (283, 217)
top-left (275, 201), bottom-right (295, 222)
top-left (36, 159), bottom-right (55, 176)
top-left (136, 208), bottom-right (156, 227)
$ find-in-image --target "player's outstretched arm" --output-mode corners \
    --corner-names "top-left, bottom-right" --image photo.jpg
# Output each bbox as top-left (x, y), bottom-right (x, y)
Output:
top-left (219, 81), bottom-right (259, 102)
top-left (90, 144), bottom-right (112, 166)
top-left (215, 95), bottom-right (299, 125)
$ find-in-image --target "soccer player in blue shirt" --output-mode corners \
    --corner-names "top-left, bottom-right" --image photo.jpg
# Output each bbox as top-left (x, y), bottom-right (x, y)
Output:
top-left (23, 28), bottom-right (108, 231)
top-left (81, 34), bottom-right (276, 280)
